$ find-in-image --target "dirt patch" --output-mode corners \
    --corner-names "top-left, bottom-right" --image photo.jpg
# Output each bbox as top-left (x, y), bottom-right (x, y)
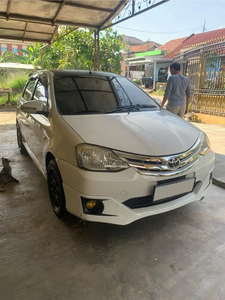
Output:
top-left (0, 112), bottom-right (16, 130)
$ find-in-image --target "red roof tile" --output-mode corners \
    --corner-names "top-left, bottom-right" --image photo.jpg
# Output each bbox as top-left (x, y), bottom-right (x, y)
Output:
top-left (165, 28), bottom-right (225, 59)
top-left (159, 37), bottom-right (187, 51)
top-left (130, 43), bottom-right (156, 53)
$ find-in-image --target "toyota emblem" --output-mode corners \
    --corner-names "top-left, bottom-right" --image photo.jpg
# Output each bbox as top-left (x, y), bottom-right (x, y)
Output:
top-left (167, 157), bottom-right (180, 170)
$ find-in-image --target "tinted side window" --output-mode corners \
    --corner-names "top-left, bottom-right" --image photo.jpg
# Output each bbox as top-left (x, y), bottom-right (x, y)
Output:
top-left (23, 80), bottom-right (36, 101)
top-left (116, 77), bottom-right (157, 106)
top-left (33, 80), bottom-right (48, 103)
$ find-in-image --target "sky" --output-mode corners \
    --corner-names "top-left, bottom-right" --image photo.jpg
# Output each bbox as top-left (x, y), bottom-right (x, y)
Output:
top-left (112, 0), bottom-right (225, 45)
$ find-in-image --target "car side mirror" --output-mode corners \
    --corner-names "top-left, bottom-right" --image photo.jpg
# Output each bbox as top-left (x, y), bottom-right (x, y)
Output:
top-left (21, 100), bottom-right (48, 116)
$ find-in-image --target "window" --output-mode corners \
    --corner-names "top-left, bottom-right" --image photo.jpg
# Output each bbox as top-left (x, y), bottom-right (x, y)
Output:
top-left (1, 44), bottom-right (7, 53)
top-left (114, 77), bottom-right (157, 106)
top-left (22, 46), bottom-right (28, 57)
top-left (53, 75), bottom-right (159, 115)
top-left (23, 80), bottom-right (36, 101)
top-left (12, 45), bottom-right (18, 54)
top-left (33, 80), bottom-right (48, 103)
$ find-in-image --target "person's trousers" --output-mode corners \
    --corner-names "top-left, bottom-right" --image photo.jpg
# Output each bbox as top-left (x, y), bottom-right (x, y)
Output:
top-left (166, 105), bottom-right (185, 118)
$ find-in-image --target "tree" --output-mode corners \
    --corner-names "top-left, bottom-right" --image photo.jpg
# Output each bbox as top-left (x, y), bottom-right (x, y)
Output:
top-left (0, 27), bottom-right (124, 73)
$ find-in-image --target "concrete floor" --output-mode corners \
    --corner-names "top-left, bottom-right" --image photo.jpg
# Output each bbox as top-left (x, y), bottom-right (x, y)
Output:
top-left (1, 128), bottom-right (225, 300)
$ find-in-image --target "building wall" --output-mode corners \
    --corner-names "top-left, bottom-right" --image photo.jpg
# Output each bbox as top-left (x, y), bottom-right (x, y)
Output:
top-left (0, 40), bottom-right (33, 56)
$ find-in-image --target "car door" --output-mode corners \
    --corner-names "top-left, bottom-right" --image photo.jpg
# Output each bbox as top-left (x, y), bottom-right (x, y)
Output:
top-left (17, 78), bottom-right (37, 150)
top-left (28, 76), bottom-right (51, 171)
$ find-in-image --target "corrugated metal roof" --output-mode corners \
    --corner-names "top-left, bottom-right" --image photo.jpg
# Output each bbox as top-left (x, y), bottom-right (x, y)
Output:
top-left (0, 0), bottom-right (127, 43)
top-left (159, 36), bottom-right (187, 51)
top-left (165, 28), bottom-right (225, 59)
top-left (130, 43), bottom-right (156, 53)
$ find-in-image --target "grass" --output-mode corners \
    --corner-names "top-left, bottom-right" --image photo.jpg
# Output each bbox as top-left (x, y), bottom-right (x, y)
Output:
top-left (8, 74), bottom-right (28, 90)
top-left (0, 93), bottom-right (21, 106)
top-left (149, 89), bottom-right (165, 96)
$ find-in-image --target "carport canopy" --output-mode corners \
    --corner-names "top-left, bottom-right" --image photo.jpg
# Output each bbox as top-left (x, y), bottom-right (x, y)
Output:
top-left (0, 0), bottom-right (127, 43)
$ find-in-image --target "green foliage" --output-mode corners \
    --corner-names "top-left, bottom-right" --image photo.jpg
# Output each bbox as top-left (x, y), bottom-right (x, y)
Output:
top-left (0, 94), bottom-right (8, 105)
top-left (8, 74), bottom-right (28, 90)
top-left (0, 28), bottom-right (124, 74)
top-left (133, 79), bottom-right (141, 85)
top-left (0, 93), bottom-right (21, 106)
top-left (150, 90), bottom-right (165, 96)
top-left (0, 69), bottom-right (8, 88)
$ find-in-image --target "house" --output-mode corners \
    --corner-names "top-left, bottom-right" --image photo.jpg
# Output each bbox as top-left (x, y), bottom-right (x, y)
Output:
top-left (162, 28), bottom-right (225, 119)
top-left (122, 35), bottom-right (144, 46)
top-left (165, 28), bottom-right (225, 59)
top-left (0, 39), bottom-right (33, 56)
top-left (121, 36), bottom-right (162, 79)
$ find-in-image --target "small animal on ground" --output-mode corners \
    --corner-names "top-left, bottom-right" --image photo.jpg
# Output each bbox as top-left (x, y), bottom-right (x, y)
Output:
top-left (0, 157), bottom-right (19, 192)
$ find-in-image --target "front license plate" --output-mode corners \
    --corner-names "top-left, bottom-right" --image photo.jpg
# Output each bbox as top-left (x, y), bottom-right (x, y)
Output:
top-left (153, 178), bottom-right (195, 202)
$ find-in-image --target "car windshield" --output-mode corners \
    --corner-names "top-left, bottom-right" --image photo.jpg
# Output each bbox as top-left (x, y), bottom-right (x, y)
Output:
top-left (54, 75), bottom-right (160, 115)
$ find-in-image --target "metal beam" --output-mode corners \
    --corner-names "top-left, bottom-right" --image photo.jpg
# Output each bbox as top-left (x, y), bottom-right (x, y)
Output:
top-left (40, 27), bottom-right (78, 49)
top-left (0, 35), bottom-right (49, 44)
top-left (0, 14), bottom-right (99, 29)
top-left (100, 0), bottom-right (127, 29)
top-left (52, 0), bottom-right (65, 25)
top-left (101, 0), bottom-right (170, 30)
top-left (0, 26), bottom-right (53, 36)
top-left (40, 0), bottom-right (115, 13)
top-left (22, 22), bottom-right (28, 40)
top-left (50, 26), bottom-right (58, 43)
top-left (6, 0), bottom-right (12, 20)
top-left (94, 30), bottom-right (100, 71)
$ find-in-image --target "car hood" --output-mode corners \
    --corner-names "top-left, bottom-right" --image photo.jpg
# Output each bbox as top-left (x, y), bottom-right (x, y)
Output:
top-left (62, 110), bottom-right (200, 156)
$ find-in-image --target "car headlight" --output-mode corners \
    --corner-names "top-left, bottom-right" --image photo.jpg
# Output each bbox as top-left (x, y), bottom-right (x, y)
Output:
top-left (76, 144), bottom-right (129, 172)
top-left (199, 131), bottom-right (211, 155)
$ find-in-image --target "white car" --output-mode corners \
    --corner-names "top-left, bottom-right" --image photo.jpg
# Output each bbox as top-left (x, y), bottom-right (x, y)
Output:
top-left (16, 70), bottom-right (215, 225)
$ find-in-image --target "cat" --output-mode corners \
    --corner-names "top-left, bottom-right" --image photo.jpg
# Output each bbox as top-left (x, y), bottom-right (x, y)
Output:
top-left (0, 157), bottom-right (19, 192)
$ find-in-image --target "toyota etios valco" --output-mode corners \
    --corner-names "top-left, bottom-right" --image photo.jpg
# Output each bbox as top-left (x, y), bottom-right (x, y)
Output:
top-left (16, 70), bottom-right (215, 225)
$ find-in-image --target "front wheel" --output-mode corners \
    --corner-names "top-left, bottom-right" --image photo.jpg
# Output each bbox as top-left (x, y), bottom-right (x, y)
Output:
top-left (145, 82), bottom-right (150, 88)
top-left (16, 123), bottom-right (28, 155)
top-left (47, 159), bottom-right (67, 218)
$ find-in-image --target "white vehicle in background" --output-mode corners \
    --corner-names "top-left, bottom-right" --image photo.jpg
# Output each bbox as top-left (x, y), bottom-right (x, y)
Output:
top-left (16, 70), bottom-right (215, 225)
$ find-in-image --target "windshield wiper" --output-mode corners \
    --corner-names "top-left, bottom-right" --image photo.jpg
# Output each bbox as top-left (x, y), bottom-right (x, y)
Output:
top-left (107, 104), bottom-right (158, 113)
top-left (136, 104), bottom-right (158, 108)
top-left (107, 105), bottom-right (140, 113)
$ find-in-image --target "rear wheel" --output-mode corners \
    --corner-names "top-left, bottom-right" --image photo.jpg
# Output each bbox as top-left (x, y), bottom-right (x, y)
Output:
top-left (145, 82), bottom-right (150, 88)
top-left (16, 123), bottom-right (28, 155)
top-left (47, 159), bottom-right (67, 218)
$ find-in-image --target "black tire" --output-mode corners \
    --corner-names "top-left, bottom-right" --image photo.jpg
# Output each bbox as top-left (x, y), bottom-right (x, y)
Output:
top-left (16, 123), bottom-right (28, 155)
top-left (47, 159), bottom-right (67, 219)
top-left (145, 82), bottom-right (150, 88)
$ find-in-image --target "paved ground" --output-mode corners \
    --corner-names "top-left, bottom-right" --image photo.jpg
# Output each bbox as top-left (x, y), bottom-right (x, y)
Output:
top-left (1, 128), bottom-right (225, 300)
top-left (193, 123), bottom-right (225, 186)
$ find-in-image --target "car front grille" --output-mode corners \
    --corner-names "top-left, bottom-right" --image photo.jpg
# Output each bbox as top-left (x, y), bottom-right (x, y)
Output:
top-left (114, 138), bottom-right (201, 177)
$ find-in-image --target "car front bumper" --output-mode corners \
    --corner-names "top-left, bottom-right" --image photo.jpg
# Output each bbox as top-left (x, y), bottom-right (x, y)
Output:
top-left (57, 150), bottom-right (215, 225)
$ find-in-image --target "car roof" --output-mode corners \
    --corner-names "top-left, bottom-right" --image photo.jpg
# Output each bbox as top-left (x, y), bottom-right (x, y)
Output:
top-left (30, 70), bottom-right (122, 78)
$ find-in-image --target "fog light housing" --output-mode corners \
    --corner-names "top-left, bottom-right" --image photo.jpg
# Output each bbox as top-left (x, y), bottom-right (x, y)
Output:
top-left (81, 197), bottom-right (104, 215)
top-left (86, 200), bottom-right (97, 210)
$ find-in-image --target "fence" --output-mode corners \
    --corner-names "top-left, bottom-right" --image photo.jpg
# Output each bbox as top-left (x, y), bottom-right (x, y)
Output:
top-left (176, 41), bottom-right (225, 116)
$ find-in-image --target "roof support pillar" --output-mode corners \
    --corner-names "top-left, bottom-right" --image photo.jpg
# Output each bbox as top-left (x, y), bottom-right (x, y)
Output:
top-left (94, 30), bottom-right (100, 71)
top-left (153, 60), bottom-right (157, 90)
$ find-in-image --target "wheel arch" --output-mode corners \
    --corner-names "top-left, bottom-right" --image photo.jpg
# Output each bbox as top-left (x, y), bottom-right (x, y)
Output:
top-left (46, 152), bottom-right (55, 169)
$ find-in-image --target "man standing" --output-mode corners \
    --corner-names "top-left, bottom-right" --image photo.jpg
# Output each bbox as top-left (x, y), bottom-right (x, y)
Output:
top-left (161, 62), bottom-right (191, 118)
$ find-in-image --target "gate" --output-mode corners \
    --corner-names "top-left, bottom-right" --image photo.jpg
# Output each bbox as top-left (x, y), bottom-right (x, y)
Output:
top-left (177, 41), bottom-right (225, 116)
